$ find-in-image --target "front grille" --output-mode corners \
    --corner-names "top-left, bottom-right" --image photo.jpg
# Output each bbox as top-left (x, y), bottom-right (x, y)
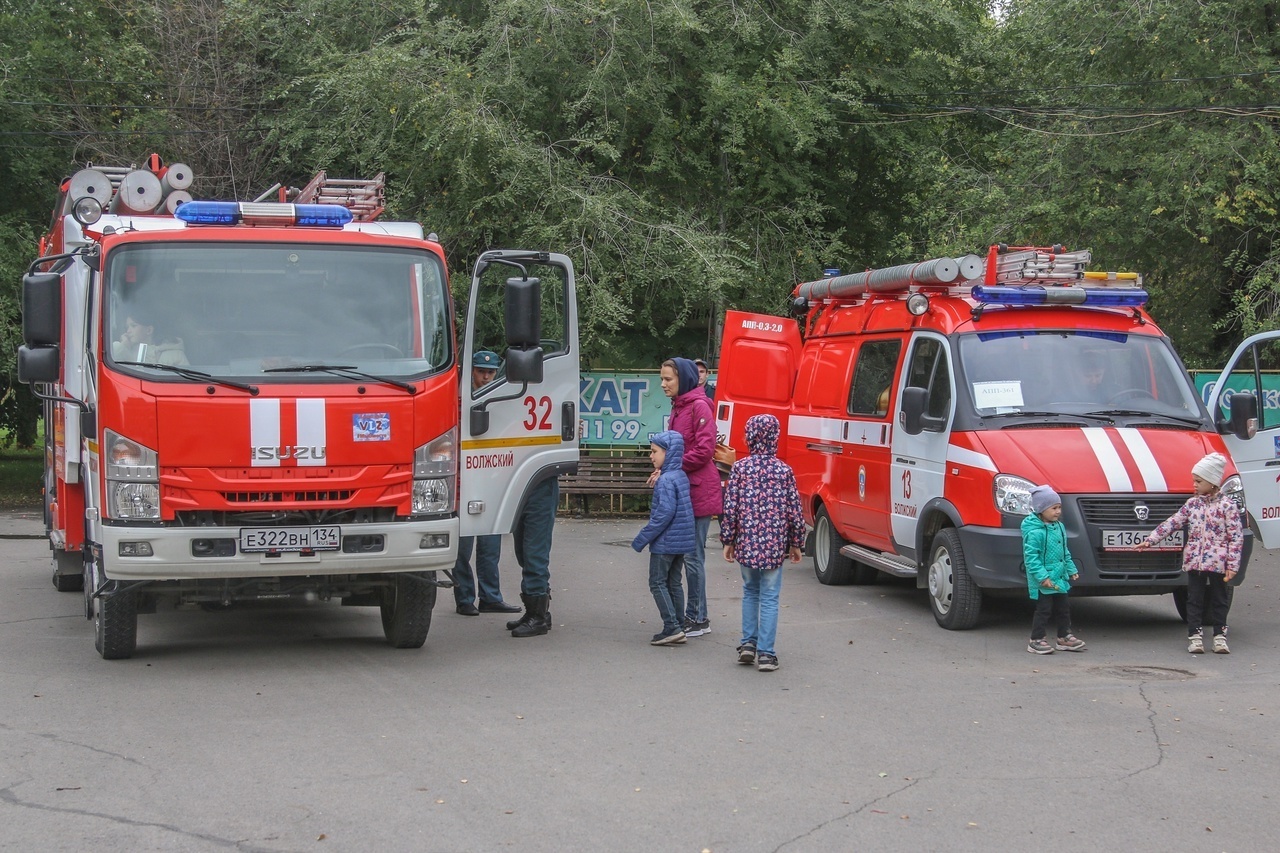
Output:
top-left (1096, 550), bottom-right (1183, 581)
top-left (1078, 496), bottom-right (1186, 525)
top-left (175, 507), bottom-right (396, 526)
top-left (223, 490), bottom-right (353, 504)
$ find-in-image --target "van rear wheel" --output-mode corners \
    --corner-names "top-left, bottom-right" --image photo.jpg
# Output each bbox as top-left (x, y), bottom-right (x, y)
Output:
top-left (927, 528), bottom-right (981, 630)
top-left (813, 507), bottom-right (855, 585)
top-left (381, 572), bottom-right (436, 648)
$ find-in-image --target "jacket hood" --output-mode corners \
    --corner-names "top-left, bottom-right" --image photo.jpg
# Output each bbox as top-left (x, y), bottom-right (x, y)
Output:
top-left (745, 414), bottom-right (780, 457)
top-left (673, 357), bottom-right (700, 397)
top-left (651, 429), bottom-right (685, 472)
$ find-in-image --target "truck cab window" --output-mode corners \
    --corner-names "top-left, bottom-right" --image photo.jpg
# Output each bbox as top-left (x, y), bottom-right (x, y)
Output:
top-left (847, 340), bottom-right (901, 417)
top-left (906, 337), bottom-right (952, 420)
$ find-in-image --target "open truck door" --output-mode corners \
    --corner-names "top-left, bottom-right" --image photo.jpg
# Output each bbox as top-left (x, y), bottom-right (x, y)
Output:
top-left (1207, 331), bottom-right (1280, 548)
top-left (714, 310), bottom-right (803, 461)
top-left (459, 251), bottom-right (579, 536)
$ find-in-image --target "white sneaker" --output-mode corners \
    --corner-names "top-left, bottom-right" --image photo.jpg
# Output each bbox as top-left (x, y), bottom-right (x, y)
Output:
top-left (1188, 634), bottom-right (1204, 654)
top-left (1213, 634), bottom-right (1230, 654)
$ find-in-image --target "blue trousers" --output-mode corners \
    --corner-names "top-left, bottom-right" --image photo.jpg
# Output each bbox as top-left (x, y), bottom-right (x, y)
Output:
top-left (453, 534), bottom-right (506, 606)
top-left (684, 515), bottom-right (712, 623)
top-left (648, 553), bottom-right (686, 634)
top-left (512, 478), bottom-right (559, 597)
top-left (740, 564), bottom-right (783, 656)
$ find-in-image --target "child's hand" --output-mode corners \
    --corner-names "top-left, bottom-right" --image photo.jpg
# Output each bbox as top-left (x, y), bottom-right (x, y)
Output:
top-left (1040, 578), bottom-right (1056, 589)
top-left (1070, 573), bottom-right (1079, 582)
top-left (788, 546), bottom-right (803, 563)
top-left (722, 545), bottom-right (735, 563)
top-left (645, 470), bottom-right (659, 489)
top-left (1134, 539), bottom-right (1151, 550)
top-left (1225, 569), bottom-right (1238, 582)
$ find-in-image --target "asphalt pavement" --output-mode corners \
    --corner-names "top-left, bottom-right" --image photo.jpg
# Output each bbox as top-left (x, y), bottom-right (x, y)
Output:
top-left (3, 509), bottom-right (1280, 852)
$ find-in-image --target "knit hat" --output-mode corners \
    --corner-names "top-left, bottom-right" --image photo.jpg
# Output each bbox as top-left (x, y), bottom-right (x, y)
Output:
top-left (1192, 452), bottom-right (1226, 487)
top-left (1030, 485), bottom-right (1062, 515)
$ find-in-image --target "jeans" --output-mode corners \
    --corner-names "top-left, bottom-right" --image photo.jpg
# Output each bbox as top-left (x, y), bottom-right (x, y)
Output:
top-left (685, 515), bottom-right (712, 623)
top-left (512, 478), bottom-right (559, 597)
top-left (1030, 593), bottom-right (1072, 640)
top-left (740, 564), bottom-right (783, 656)
top-left (1186, 570), bottom-right (1233, 636)
top-left (648, 553), bottom-right (686, 634)
top-left (453, 534), bottom-right (505, 606)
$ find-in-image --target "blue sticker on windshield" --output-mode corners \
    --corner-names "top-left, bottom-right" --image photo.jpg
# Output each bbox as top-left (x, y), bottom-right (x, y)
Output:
top-left (353, 413), bottom-right (391, 442)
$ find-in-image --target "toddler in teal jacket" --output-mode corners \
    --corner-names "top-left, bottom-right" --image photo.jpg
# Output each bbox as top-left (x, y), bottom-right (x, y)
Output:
top-left (1022, 485), bottom-right (1086, 655)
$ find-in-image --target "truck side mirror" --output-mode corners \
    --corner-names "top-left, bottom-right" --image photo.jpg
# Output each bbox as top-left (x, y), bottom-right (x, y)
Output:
top-left (17, 344), bottom-right (60, 384)
top-left (1228, 392), bottom-right (1258, 440)
top-left (505, 346), bottom-right (544, 384)
top-left (505, 276), bottom-right (541, 347)
top-left (22, 272), bottom-right (61, 347)
top-left (900, 387), bottom-right (927, 435)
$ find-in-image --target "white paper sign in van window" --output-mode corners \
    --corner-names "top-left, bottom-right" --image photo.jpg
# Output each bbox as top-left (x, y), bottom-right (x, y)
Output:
top-left (972, 381), bottom-right (1024, 410)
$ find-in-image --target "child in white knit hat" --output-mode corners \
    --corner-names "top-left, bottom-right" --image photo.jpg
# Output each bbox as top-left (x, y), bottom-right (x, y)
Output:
top-left (1022, 484), bottom-right (1085, 654)
top-left (1137, 452), bottom-right (1242, 653)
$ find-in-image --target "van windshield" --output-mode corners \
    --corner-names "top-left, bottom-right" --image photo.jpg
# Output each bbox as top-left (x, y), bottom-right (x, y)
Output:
top-left (956, 330), bottom-right (1207, 425)
top-left (104, 242), bottom-right (451, 380)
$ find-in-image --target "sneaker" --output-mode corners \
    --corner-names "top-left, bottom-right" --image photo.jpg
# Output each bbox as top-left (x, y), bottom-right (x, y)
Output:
top-left (737, 644), bottom-right (756, 665)
top-left (1027, 638), bottom-right (1054, 655)
top-left (1055, 634), bottom-right (1087, 652)
top-left (1188, 633), bottom-right (1204, 654)
top-left (1213, 634), bottom-right (1230, 654)
top-left (650, 629), bottom-right (686, 646)
top-left (684, 619), bottom-right (711, 638)
top-left (756, 653), bottom-right (779, 672)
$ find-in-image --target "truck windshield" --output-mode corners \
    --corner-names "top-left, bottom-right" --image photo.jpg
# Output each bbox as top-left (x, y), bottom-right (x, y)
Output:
top-left (957, 330), bottom-right (1206, 424)
top-left (104, 242), bottom-right (451, 380)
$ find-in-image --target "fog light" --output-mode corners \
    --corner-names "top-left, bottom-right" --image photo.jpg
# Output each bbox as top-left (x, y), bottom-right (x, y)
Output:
top-left (119, 541), bottom-right (154, 557)
top-left (420, 533), bottom-right (449, 549)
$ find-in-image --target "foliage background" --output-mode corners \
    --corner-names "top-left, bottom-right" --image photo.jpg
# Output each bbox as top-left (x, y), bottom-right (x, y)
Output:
top-left (1, 0), bottom-right (1277, 446)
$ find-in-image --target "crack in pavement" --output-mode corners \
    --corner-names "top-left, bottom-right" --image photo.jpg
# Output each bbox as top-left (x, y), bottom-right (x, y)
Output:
top-left (0, 786), bottom-right (278, 852)
top-left (1120, 682), bottom-right (1166, 780)
top-left (772, 773), bottom-right (929, 851)
top-left (0, 723), bottom-right (149, 768)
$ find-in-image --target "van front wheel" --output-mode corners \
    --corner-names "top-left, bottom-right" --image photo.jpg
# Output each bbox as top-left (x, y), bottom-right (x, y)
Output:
top-left (927, 528), bottom-right (981, 630)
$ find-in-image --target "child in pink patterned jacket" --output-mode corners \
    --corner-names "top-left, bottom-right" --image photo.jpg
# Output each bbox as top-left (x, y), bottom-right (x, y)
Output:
top-left (1137, 452), bottom-right (1242, 654)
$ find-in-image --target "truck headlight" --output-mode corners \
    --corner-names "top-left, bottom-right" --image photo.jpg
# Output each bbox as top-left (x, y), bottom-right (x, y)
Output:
top-left (1222, 473), bottom-right (1245, 513)
top-left (412, 428), bottom-right (456, 516)
top-left (994, 474), bottom-right (1037, 516)
top-left (104, 430), bottom-right (160, 519)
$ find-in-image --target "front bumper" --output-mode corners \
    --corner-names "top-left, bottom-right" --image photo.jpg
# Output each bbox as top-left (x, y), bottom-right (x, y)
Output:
top-left (101, 517), bottom-right (456, 581)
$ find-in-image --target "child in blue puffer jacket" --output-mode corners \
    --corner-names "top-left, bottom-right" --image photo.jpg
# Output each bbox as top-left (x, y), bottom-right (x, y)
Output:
top-left (1023, 484), bottom-right (1086, 655)
top-left (632, 430), bottom-right (697, 646)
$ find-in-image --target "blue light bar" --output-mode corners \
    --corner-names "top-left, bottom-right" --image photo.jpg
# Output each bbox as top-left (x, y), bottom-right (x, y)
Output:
top-left (175, 201), bottom-right (239, 225)
top-left (972, 285), bottom-right (1148, 308)
top-left (173, 201), bottom-right (353, 227)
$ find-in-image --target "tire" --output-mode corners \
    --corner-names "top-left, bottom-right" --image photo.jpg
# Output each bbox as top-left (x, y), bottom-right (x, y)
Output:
top-left (927, 528), bottom-right (982, 630)
top-left (52, 549), bottom-right (84, 592)
top-left (94, 583), bottom-right (139, 660)
top-left (1172, 587), bottom-right (1188, 623)
top-left (813, 506), bottom-right (856, 585)
top-left (381, 572), bottom-right (437, 648)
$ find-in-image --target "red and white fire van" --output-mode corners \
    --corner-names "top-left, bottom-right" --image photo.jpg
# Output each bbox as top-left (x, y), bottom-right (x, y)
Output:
top-left (715, 244), bottom-right (1270, 629)
top-left (18, 159), bottom-right (579, 657)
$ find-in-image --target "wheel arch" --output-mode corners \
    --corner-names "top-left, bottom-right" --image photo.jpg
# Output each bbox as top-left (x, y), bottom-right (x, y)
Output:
top-left (913, 498), bottom-right (963, 589)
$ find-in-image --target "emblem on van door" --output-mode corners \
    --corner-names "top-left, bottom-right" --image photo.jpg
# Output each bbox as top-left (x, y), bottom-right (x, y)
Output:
top-left (1134, 503), bottom-right (1149, 521)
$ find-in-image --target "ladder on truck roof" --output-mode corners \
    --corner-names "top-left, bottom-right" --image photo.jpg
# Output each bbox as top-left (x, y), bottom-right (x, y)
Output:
top-left (292, 171), bottom-right (385, 222)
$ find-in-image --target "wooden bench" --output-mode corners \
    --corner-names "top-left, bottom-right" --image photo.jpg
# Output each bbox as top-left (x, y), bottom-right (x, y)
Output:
top-left (561, 452), bottom-right (653, 495)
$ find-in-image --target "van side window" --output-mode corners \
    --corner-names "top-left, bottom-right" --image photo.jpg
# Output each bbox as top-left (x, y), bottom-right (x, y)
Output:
top-left (1218, 340), bottom-right (1280, 432)
top-left (906, 338), bottom-right (951, 419)
top-left (847, 340), bottom-right (901, 417)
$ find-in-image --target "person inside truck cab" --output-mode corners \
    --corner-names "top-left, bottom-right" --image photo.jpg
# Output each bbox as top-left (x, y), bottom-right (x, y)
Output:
top-left (111, 311), bottom-right (189, 366)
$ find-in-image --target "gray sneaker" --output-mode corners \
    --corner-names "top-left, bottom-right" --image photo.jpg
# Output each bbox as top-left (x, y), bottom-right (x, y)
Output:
top-left (756, 653), bottom-right (779, 672)
top-left (1027, 638), bottom-right (1054, 655)
top-left (684, 619), bottom-right (710, 638)
top-left (737, 644), bottom-right (756, 665)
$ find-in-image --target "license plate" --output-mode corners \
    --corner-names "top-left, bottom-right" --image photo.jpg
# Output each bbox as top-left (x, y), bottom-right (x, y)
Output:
top-left (239, 526), bottom-right (341, 552)
top-left (1102, 528), bottom-right (1184, 551)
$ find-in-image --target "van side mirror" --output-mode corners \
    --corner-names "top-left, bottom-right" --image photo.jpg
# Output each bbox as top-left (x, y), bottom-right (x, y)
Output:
top-left (505, 276), bottom-right (541, 347)
top-left (22, 272), bottom-right (61, 347)
top-left (900, 387), bottom-right (927, 436)
top-left (1228, 392), bottom-right (1258, 440)
top-left (17, 344), bottom-right (60, 384)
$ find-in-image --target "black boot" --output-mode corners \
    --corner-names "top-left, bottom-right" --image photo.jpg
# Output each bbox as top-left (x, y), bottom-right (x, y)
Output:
top-left (506, 592), bottom-right (552, 631)
top-left (511, 594), bottom-right (551, 637)
top-left (506, 593), bottom-right (532, 631)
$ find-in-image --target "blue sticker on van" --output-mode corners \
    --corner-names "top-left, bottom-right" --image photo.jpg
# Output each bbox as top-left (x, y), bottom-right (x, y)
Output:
top-left (354, 413), bottom-right (391, 442)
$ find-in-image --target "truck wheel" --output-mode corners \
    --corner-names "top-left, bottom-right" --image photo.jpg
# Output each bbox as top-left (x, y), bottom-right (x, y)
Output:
top-left (813, 506), bottom-right (856, 585)
top-left (381, 572), bottom-right (437, 648)
top-left (52, 550), bottom-right (85, 592)
top-left (94, 585), bottom-right (139, 660)
top-left (1172, 587), bottom-right (1188, 623)
top-left (927, 528), bottom-right (981, 630)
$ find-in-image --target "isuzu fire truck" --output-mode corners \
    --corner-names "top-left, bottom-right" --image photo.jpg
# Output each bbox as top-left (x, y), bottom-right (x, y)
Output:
top-left (715, 244), bottom-right (1276, 629)
top-left (18, 157), bottom-right (579, 658)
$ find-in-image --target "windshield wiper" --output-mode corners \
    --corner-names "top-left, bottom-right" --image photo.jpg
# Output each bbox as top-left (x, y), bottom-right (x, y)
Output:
top-left (982, 410), bottom-right (1112, 423)
top-left (115, 361), bottom-right (258, 395)
top-left (263, 363), bottom-right (417, 395)
top-left (1088, 409), bottom-right (1202, 426)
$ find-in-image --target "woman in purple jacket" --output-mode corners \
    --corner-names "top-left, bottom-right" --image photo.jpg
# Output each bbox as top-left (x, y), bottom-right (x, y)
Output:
top-left (659, 356), bottom-right (723, 637)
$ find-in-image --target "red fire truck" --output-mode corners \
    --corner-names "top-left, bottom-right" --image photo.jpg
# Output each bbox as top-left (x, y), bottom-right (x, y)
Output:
top-left (715, 244), bottom-right (1272, 629)
top-left (18, 157), bottom-right (579, 658)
